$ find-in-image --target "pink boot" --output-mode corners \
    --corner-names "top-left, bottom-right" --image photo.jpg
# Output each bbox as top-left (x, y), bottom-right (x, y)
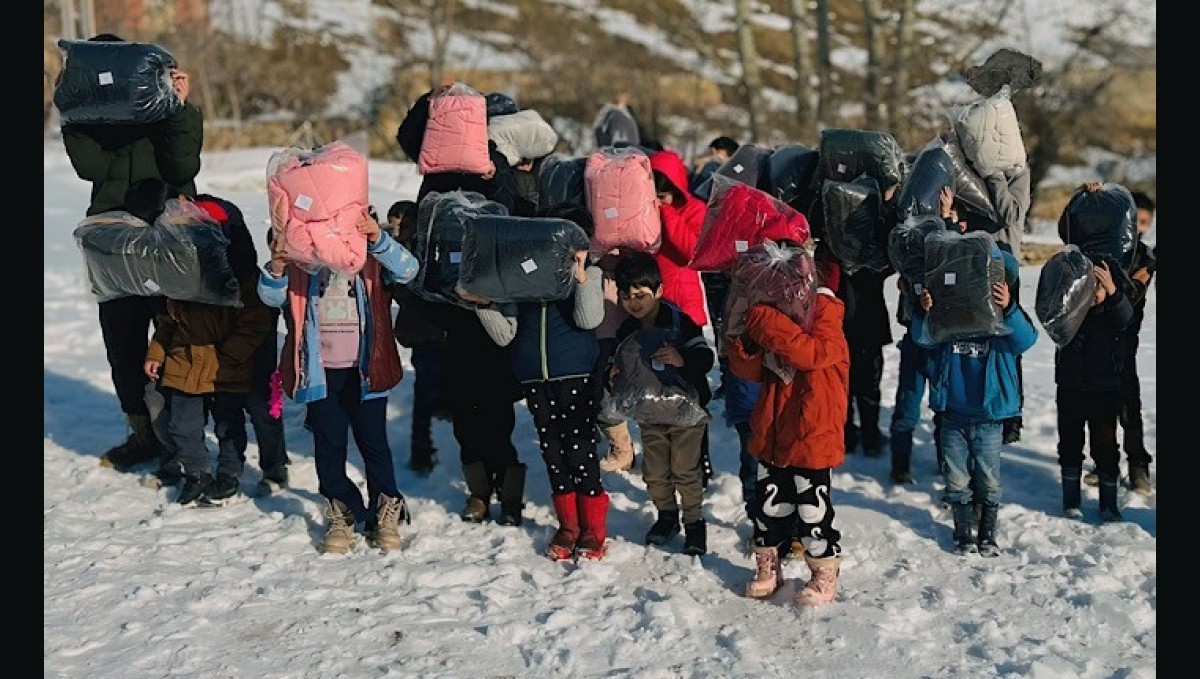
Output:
top-left (795, 555), bottom-right (841, 606)
top-left (745, 545), bottom-right (783, 598)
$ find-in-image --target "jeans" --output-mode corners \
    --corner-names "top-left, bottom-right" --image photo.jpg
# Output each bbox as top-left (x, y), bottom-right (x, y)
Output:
top-left (889, 331), bottom-right (929, 474)
top-left (939, 411), bottom-right (1003, 507)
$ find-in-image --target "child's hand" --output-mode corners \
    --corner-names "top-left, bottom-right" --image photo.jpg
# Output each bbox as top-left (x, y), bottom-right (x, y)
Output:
top-left (1132, 266), bottom-right (1152, 285)
top-left (919, 290), bottom-right (933, 312)
top-left (992, 281), bottom-right (1011, 308)
top-left (169, 69), bottom-right (190, 102)
top-left (144, 360), bottom-right (161, 381)
top-left (481, 161), bottom-right (497, 181)
top-left (357, 208), bottom-right (382, 244)
top-left (573, 251), bottom-right (589, 284)
top-left (1094, 261), bottom-right (1117, 295)
top-left (608, 365), bottom-right (620, 382)
top-left (651, 343), bottom-right (684, 368)
top-left (456, 284), bottom-right (491, 306)
top-left (1079, 182), bottom-right (1103, 193)
top-left (939, 186), bottom-right (955, 219)
top-left (268, 221), bottom-right (290, 277)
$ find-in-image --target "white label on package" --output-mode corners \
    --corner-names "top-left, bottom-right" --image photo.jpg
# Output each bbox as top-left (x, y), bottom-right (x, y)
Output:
top-left (836, 163), bottom-right (847, 175)
top-left (143, 279), bottom-right (161, 293)
top-left (733, 164), bottom-right (745, 174)
top-left (521, 259), bottom-right (538, 274)
top-left (604, 207), bottom-right (618, 219)
top-left (98, 72), bottom-right (115, 86)
top-left (735, 240), bottom-right (749, 252)
top-left (943, 272), bottom-right (957, 285)
top-left (293, 194), bottom-right (314, 211)
top-left (449, 251), bottom-right (462, 264)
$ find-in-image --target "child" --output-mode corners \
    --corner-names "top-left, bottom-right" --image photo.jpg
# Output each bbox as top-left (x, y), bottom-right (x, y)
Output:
top-left (912, 249), bottom-right (1038, 554)
top-left (468, 204), bottom-right (607, 558)
top-left (257, 206), bottom-right (419, 554)
top-left (727, 248), bottom-right (849, 605)
top-left (613, 252), bottom-right (714, 556)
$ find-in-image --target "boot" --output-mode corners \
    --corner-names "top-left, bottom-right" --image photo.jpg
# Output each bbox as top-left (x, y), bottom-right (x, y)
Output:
top-left (795, 555), bottom-right (841, 606)
top-left (320, 499), bottom-right (357, 554)
top-left (644, 510), bottom-right (681, 546)
top-left (460, 462), bottom-right (492, 523)
top-left (100, 414), bottom-right (163, 469)
top-left (546, 492), bottom-right (580, 561)
top-left (951, 503), bottom-right (977, 555)
top-left (889, 431), bottom-right (914, 484)
top-left (682, 519), bottom-right (707, 556)
top-left (1061, 467), bottom-right (1083, 519)
top-left (1098, 476), bottom-right (1124, 522)
top-left (599, 422), bottom-right (635, 472)
top-left (1128, 464), bottom-right (1152, 497)
top-left (976, 503), bottom-right (1000, 557)
top-left (370, 494), bottom-right (408, 552)
top-left (745, 545), bottom-right (783, 598)
top-left (178, 472), bottom-right (213, 507)
top-left (576, 492), bottom-right (610, 560)
top-left (496, 463), bottom-right (526, 527)
top-left (408, 438), bottom-right (437, 475)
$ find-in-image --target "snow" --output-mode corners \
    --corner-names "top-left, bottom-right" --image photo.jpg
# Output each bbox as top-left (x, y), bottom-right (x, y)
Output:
top-left (43, 137), bottom-right (1155, 678)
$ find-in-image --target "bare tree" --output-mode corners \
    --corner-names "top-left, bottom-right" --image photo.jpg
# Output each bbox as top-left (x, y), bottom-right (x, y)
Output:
top-left (814, 0), bottom-right (832, 129)
top-left (786, 0), bottom-right (814, 140)
top-left (889, 0), bottom-right (915, 145)
top-left (733, 0), bottom-right (765, 141)
top-left (860, 0), bottom-right (887, 130)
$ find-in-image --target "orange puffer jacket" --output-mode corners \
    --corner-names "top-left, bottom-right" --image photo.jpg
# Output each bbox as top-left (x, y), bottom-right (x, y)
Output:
top-left (727, 289), bottom-right (850, 470)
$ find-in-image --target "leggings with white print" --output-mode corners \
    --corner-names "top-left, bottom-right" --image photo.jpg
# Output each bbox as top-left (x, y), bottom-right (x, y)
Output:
top-left (752, 464), bottom-right (842, 559)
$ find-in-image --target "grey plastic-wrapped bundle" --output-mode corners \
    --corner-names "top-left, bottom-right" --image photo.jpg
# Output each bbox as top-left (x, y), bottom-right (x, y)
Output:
top-left (537, 154), bottom-right (588, 212)
top-left (766, 142), bottom-right (821, 211)
top-left (600, 325), bottom-right (709, 427)
top-left (920, 230), bottom-right (1009, 344)
top-left (821, 175), bottom-right (889, 274)
top-left (1036, 246), bottom-right (1097, 348)
top-left (412, 191), bottom-right (509, 306)
top-left (1056, 183), bottom-right (1137, 265)
top-left (458, 215), bottom-right (590, 302)
top-left (74, 199), bottom-right (240, 306)
top-left (692, 143), bottom-right (775, 201)
top-left (895, 144), bottom-right (954, 222)
top-left (933, 133), bottom-right (1000, 223)
top-left (54, 39), bottom-right (183, 125)
top-left (815, 128), bottom-right (907, 190)
top-left (888, 215), bottom-right (949, 284)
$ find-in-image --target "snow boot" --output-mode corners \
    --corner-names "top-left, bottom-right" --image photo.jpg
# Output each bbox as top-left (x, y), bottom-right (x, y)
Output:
top-left (745, 545), bottom-right (784, 598)
top-left (1098, 476), bottom-right (1124, 522)
top-left (644, 510), bottom-right (681, 546)
top-left (546, 492), bottom-right (580, 561)
top-left (951, 503), bottom-right (977, 555)
top-left (599, 421), bottom-right (635, 472)
top-left (177, 472), bottom-right (213, 507)
top-left (682, 519), bottom-right (707, 556)
top-left (1128, 464), bottom-right (1152, 497)
top-left (496, 463), bottom-right (526, 527)
top-left (1061, 467), bottom-right (1083, 519)
top-left (460, 461), bottom-right (492, 523)
top-left (320, 499), bottom-right (357, 554)
top-left (976, 503), bottom-right (1000, 557)
top-left (795, 555), bottom-right (841, 606)
top-left (100, 414), bottom-right (163, 469)
top-left (576, 492), bottom-right (610, 560)
top-left (370, 493), bottom-right (408, 552)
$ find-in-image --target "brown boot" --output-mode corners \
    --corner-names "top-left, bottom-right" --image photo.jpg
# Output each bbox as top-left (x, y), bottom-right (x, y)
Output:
top-left (598, 421), bottom-right (635, 472)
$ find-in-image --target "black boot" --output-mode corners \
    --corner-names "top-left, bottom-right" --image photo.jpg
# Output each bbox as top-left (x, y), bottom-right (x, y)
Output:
top-left (976, 503), bottom-right (1000, 557)
top-left (1061, 467), bottom-right (1083, 519)
top-left (101, 414), bottom-right (164, 470)
top-left (1099, 476), bottom-right (1124, 523)
top-left (408, 437), bottom-right (437, 475)
top-left (645, 510), bottom-right (681, 545)
top-left (951, 503), bottom-right (977, 555)
top-left (461, 462), bottom-right (492, 523)
top-left (496, 463), bottom-right (526, 527)
top-left (682, 519), bottom-right (707, 556)
top-left (178, 472), bottom-right (214, 507)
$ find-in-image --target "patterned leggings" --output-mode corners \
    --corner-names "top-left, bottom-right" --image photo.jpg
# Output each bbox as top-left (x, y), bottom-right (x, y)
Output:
top-left (523, 376), bottom-right (604, 497)
top-left (752, 464), bottom-right (842, 559)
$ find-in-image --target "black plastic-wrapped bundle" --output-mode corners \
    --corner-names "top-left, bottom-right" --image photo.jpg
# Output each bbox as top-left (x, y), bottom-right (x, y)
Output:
top-left (412, 191), bottom-right (509, 306)
top-left (895, 145), bottom-right (954, 222)
top-left (692, 144), bottom-right (774, 201)
top-left (485, 92), bottom-right (519, 118)
top-left (73, 200), bottom-right (240, 306)
top-left (932, 133), bottom-right (1000, 224)
top-left (537, 154), bottom-right (588, 212)
top-left (1036, 245), bottom-right (1097, 348)
top-left (920, 230), bottom-right (1009, 344)
top-left (766, 143), bottom-right (820, 210)
top-left (599, 326), bottom-right (709, 427)
top-left (815, 128), bottom-right (907, 190)
top-left (888, 215), bottom-right (948, 284)
top-left (821, 175), bottom-right (889, 274)
top-left (1057, 183), bottom-right (1137, 265)
top-left (459, 215), bottom-right (590, 302)
top-left (54, 39), bottom-right (183, 125)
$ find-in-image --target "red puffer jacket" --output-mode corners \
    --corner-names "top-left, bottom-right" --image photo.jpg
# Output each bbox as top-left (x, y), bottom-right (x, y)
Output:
top-left (649, 150), bottom-right (709, 327)
top-left (727, 290), bottom-right (850, 470)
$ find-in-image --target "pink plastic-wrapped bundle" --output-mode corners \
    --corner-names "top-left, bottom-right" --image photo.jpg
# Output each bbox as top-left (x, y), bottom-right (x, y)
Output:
top-left (723, 239), bottom-right (817, 383)
top-left (584, 147), bottom-right (662, 254)
top-left (267, 141), bottom-right (369, 275)
top-left (690, 175), bottom-right (810, 272)
top-left (418, 83), bottom-right (492, 175)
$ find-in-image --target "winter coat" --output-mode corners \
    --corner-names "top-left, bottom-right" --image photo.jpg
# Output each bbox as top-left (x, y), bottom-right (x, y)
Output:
top-left (257, 231), bottom-right (418, 405)
top-left (615, 300), bottom-right (714, 407)
top-left (62, 103), bottom-right (204, 216)
top-left (648, 150), bottom-right (710, 327)
top-left (1053, 287), bottom-right (1134, 392)
top-left (727, 290), bottom-right (850, 470)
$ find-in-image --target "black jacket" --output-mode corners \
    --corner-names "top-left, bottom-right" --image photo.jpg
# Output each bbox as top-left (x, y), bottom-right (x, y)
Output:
top-left (1054, 288), bottom-right (1134, 391)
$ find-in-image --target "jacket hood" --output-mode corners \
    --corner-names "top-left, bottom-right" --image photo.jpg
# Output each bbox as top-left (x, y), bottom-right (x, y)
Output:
top-left (649, 150), bottom-right (690, 197)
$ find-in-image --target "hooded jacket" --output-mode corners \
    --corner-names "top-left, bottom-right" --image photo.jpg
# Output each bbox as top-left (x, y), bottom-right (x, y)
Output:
top-left (648, 150), bottom-right (709, 328)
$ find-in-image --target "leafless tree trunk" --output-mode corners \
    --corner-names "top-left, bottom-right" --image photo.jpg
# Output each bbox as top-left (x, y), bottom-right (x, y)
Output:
top-left (786, 0), bottom-right (814, 140)
top-left (733, 0), bottom-right (764, 141)
top-left (814, 0), bottom-right (832, 129)
top-left (861, 0), bottom-right (886, 130)
top-left (889, 0), bottom-right (915, 145)
top-left (418, 0), bottom-right (455, 91)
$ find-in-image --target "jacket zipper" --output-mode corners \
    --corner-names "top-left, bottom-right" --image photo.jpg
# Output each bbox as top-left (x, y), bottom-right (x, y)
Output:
top-left (540, 303), bottom-right (549, 380)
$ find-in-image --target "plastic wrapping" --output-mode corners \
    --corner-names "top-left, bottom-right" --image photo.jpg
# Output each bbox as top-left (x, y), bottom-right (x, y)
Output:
top-left (54, 39), bottom-right (183, 125)
top-left (412, 191), bottom-right (509, 306)
top-left (484, 92), bottom-right (518, 118)
top-left (537, 154), bottom-right (588, 212)
top-left (948, 88), bottom-right (1026, 178)
top-left (1057, 183), bottom-right (1137, 264)
top-left (895, 144), bottom-right (954, 222)
top-left (419, 82), bottom-right (491, 175)
top-left (1035, 245), bottom-right (1097, 348)
top-left (73, 198), bottom-right (240, 306)
top-left (458, 215), bottom-right (590, 302)
top-left (816, 128), bottom-right (907, 190)
top-left (821, 175), bottom-right (889, 274)
top-left (692, 144), bottom-right (775, 201)
top-left (767, 142), bottom-right (820, 210)
top-left (919, 230), bottom-right (1009, 344)
top-left (488, 109), bottom-right (559, 167)
top-left (584, 146), bottom-right (661, 254)
top-left (930, 132), bottom-right (1000, 223)
top-left (888, 214), bottom-right (949, 284)
top-left (600, 326), bottom-right (709, 427)
top-left (266, 141), bottom-right (369, 275)
top-left (965, 48), bottom-right (1043, 97)
top-left (690, 175), bottom-right (810, 272)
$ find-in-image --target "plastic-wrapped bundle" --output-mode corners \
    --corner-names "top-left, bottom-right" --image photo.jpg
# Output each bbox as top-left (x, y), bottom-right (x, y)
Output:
top-left (1056, 183), bottom-right (1137, 265)
top-left (537, 154), bottom-right (588, 212)
top-left (965, 48), bottom-right (1043, 97)
top-left (584, 146), bottom-right (661, 254)
top-left (412, 191), bottom-right (509, 306)
top-left (816, 128), bottom-right (907, 190)
top-left (600, 324), bottom-right (709, 427)
top-left (484, 92), bottom-right (518, 118)
top-left (419, 82), bottom-right (491, 175)
top-left (74, 199), bottom-right (240, 306)
top-left (690, 175), bottom-right (811, 272)
top-left (766, 143), bottom-right (820, 210)
top-left (932, 132), bottom-right (1001, 223)
top-left (821, 175), bottom-right (889, 274)
top-left (895, 145), bottom-right (954, 222)
top-left (488, 109), bottom-right (559, 167)
top-left (1036, 245), bottom-right (1097, 348)
top-left (54, 39), bottom-right (183, 125)
top-left (692, 144), bottom-right (775, 201)
top-left (888, 215), bottom-right (948, 284)
top-left (920, 230), bottom-right (1009, 344)
top-left (459, 215), bottom-right (590, 302)
top-left (948, 88), bottom-right (1026, 178)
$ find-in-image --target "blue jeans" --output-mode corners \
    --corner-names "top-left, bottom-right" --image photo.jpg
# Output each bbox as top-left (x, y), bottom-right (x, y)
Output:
top-left (889, 332), bottom-right (928, 472)
top-left (939, 412), bottom-right (1002, 506)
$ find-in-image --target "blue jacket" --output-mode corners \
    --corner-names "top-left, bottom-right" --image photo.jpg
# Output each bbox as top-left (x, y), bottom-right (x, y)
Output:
top-left (913, 303), bottom-right (1038, 421)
